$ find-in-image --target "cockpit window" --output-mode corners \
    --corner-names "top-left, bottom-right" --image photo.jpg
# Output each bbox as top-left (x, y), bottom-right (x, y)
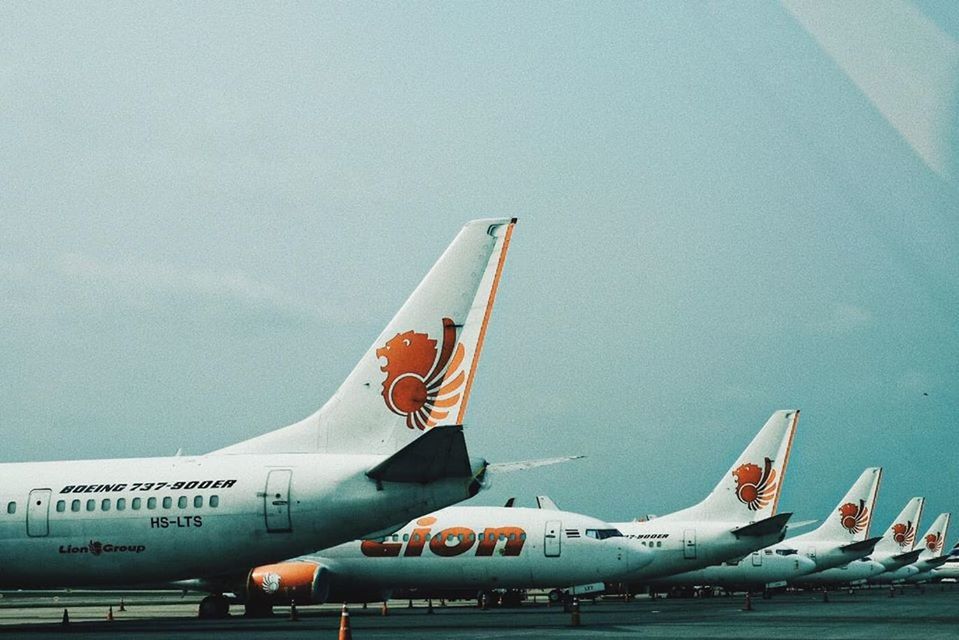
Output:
top-left (775, 548), bottom-right (798, 556)
top-left (585, 528), bottom-right (623, 540)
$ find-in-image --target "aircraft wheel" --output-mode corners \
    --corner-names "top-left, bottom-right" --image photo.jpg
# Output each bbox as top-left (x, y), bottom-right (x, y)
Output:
top-left (547, 589), bottom-right (563, 604)
top-left (198, 595), bottom-right (230, 619)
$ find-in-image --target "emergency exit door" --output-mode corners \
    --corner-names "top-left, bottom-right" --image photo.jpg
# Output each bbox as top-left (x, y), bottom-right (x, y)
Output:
top-left (544, 520), bottom-right (562, 557)
top-left (683, 528), bottom-right (697, 559)
top-left (27, 489), bottom-right (52, 537)
top-left (264, 469), bottom-right (292, 533)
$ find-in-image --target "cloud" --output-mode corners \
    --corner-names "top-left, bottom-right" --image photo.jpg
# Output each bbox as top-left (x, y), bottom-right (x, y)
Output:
top-left (0, 254), bottom-right (334, 322)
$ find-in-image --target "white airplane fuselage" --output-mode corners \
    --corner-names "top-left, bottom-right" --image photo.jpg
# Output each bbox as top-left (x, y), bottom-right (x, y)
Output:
top-left (0, 454), bottom-right (479, 587)
top-left (790, 559), bottom-right (886, 586)
top-left (616, 518), bottom-right (787, 582)
top-left (228, 506), bottom-right (650, 604)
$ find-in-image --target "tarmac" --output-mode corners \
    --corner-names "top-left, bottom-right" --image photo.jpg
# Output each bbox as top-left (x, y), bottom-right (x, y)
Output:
top-left (1, 585), bottom-right (957, 639)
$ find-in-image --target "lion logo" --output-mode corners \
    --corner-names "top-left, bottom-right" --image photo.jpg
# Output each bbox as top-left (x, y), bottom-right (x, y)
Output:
top-left (838, 499), bottom-right (870, 534)
top-left (925, 531), bottom-right (944, 553)
top-left (376, 317), bottom-right (466, 430)
top-left (731, 457), bottom-right (777, 511)
top-left (260, 572), bottom-right (281, 594)
top-left (891, 521), bottom-right (915, 548)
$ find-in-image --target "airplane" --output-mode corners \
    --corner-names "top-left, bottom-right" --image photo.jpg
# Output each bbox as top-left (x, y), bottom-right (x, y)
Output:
top-left (646, 467), bottom-right (883, 593)
top-left (185, 505), bottom-right (653, 615)
top-left (788, 496), bottom-right (925, 587)
top-left (0, 218), bottom-right (517, 618)
top-left (612, 410), bottom-right (801, 586)
top-left (888, 513), bottom-right (951, 584)
top-left (930, 542), bottom-right (959, 582)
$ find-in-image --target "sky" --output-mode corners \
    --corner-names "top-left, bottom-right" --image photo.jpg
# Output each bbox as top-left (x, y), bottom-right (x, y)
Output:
top-left (1, 1), bottom-right (957, 536)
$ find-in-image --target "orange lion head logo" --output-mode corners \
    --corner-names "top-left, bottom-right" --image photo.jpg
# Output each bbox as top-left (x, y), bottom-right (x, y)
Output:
top-left (926, 531), bottom-right (943, 553)
top-left (891, 521), bottom-right (915, 547)
top-left (731, 457), bottom-right (777, 511)
top-left (376, 318), bottom-right (466, 430)
top-left (838, 499), bottom-right (869, 534)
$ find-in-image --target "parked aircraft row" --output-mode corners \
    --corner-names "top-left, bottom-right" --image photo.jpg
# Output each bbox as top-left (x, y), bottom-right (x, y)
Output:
top-left (209, 408), bottom-right (951, 616)
top-left (0, 219), bottom-right (951, 621)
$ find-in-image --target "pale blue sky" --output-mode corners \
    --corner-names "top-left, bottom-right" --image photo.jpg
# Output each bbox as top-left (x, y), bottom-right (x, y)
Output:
top-left (1, 2), bottom-right (957, 532)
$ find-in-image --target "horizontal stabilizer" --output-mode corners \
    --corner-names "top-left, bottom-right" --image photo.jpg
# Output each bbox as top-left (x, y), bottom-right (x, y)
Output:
top-left (731, 512), bottom-right (792, 538)
top-left (503, 497), bottom-right (516, 508)
top-left (925, 555), bottom-right (951, 568)
top-left (785, 519), bottom-right (819, 531)
top-left (891, 549), bottom-right (924, 565)
top-left (536, 496), bottom-right (560, 510)
top-left (839, 536), bottom-right (883, 553)
top-left (486, 455), bottom-right (585, 474)
top-left (366, 427), bottom-right (472, 484)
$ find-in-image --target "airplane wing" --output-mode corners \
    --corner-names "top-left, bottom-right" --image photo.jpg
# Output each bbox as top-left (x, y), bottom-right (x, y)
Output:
top-left (536, 495), bottom-right (561, 510)
top-left (486, 455), bottom-right (585, 473)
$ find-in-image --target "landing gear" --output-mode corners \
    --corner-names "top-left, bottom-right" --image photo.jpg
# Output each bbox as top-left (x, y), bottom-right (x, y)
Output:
top-left (547, 589), bottom-right (563, 605)
top-left (198, 595), bottom-right (230, 619)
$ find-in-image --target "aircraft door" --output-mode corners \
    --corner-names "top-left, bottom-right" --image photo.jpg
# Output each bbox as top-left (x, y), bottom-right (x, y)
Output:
top-left (27, 489), bottom-right (52, 537)
top-left (751, 551), bottom-right (762, 567)
top-left (544, 520), bottom-right (561, 557)
top-left (264, 469), bottom-right (292, 533)
top-left (683, 529), bottom-right (697, 560)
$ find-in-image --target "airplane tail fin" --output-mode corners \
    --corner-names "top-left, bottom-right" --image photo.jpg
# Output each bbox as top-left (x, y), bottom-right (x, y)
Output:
top-left (215, 218), bottom-right (516, 455)
top-left (801, 467), bottom-right (882, 542)
top-left (664, 410), bottom-right (798, 522)
top-left (917, 513), bottom-right (951, 560)
top-left (874, 497), bottom-right (925, 554)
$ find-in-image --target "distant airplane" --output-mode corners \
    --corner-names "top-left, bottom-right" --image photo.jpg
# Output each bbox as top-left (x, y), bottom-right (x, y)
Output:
top-left (612, 410), bottom-right (800, 586)
top-left (648, 467), bottom-right (883, 592)
top-left (930, 541), bottom-right (959, 582)
top-left (873, 513), bottom-right (952, 584)
top-left (790, 496), bottom-right (925, 587)
top-left (184, 505), bottom-right (652, 616)
top-left (0, 218), bottom-right (517, 620)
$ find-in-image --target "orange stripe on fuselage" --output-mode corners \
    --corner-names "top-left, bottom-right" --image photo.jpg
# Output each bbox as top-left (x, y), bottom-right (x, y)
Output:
top-left (455, 219), bottom-right (516, 424)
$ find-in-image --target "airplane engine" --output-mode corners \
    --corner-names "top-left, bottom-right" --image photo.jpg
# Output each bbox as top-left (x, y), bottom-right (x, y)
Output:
top-left (246, 562), bottom-right (331, 605)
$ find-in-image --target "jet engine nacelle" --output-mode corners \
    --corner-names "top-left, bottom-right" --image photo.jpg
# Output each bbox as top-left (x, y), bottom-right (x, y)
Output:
top-left (247, 562), bottom-right (331, 605)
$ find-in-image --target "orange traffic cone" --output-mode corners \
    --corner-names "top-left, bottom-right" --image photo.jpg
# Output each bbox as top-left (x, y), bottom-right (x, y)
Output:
top-left (822, 588), bottom-right (829, 603)
top-left (570, 598), bottom-right (581, 626)
top-left (381, 601), bottom-right (389, 616)
top-left (107, 605), bottom-right (114, 621)
top-left (61, 609), bottom-right (69, 626)
top-left (119, 598), bottom-right (126, 612)
top-left (338, 604), bottom-right (352, 640)
top-left (290, 601), bottom-right (299, 621)
top-left (742, 593), bottom-right (753, 611)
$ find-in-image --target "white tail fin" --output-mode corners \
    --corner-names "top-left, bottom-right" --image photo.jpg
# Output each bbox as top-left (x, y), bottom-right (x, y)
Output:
top-left (215, 218), bottom-right (516, 455)
top-left (798, 467), bottom-right (882, 542)
top-left (874, 497), bottom-right (925, 554)
top-left (663, 410), bottom-right (798, 522)
top-left (917, 512), bottom-right (951, 559)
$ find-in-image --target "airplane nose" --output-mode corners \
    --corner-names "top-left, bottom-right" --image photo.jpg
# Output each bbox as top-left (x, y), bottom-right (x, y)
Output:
top-left (866, 560), bottom-right (886, 576)
top-left (623, 539), bottom-right (654, 572)
top-left (796, 556), bottom-right (818, 575)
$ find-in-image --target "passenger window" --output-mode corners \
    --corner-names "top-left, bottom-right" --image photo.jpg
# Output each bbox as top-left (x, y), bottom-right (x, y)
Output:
top-left (194, 496), bottom-right (203, 508)
top-left (117, 498), bottom-right (126, 511)
top-left (71, 500), bottom-right (80, 513)
top-left (56, 500), bottom-right (66, 513)
top-left (86, 500), bottom-right (95, 512)
top-left (177, 496), bottom-right (187, 509)
top-left (147, 497), bottom-right (157, 510)
top-left (162, 497), bottom-right (172, 509)
top-left (132, 498), bottom-right (141, 510)
top-left (520, 533), bottom-right (527, 541)
top-left (403, 534), bottom-right (410, 542)
top-left (209, 495), bottom-right (219, 508)
top-left (101, 499), bottom-right (111, 511)
top-left (508, 533), bottom-right (516, 541)
top-left (6, 502), bottom-right (14, 515)
top-left (425, 534), bottom-right (432, 541)
top-left (657, 541), bottom-right (662, 548)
